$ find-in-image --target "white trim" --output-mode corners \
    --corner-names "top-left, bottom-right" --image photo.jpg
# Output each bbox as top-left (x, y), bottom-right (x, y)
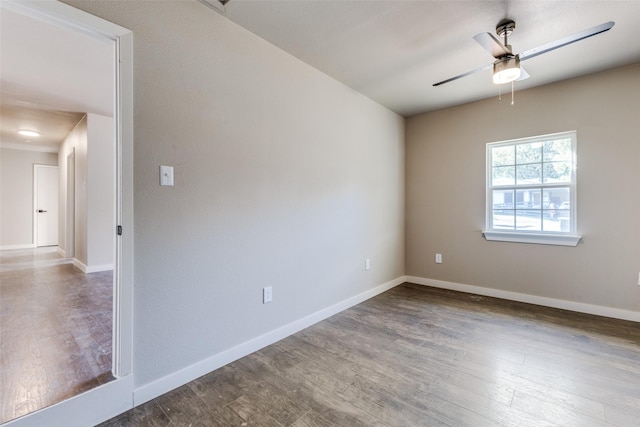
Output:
top-left (72, 259), bottom-right (113, 273)
top-left (72, 258), bottom-right (87, 272)
top-left (87, 264), bottom-right (114, 273)
top-left (3, 374), bottom-right (133, 427)
top-left (133, 276), bottom-right (406, 406)
top-left (57, 247), bottom-right (66, 257)
top-left (486, 130), bottom-right (578, 238)
top-left (406, 276), bottom-right (640, 323)
top-left (483, 230), bottom-right (582, 246)
top-left (0, 244), bottom-right (37, 251)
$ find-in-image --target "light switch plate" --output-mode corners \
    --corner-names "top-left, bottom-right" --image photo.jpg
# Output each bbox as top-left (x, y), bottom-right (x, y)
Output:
top-left (160, 165), bottom-right (174, 186)
top-left (263, 286), bottom-right (273, 304)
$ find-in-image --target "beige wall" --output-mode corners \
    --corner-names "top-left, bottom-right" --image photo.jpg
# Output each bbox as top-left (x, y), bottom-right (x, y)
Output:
top-left (406, 63), bottom-right (640, 312)
top-left (65, 0), bottom-right (405, 388)
top-left (0, 148), bottom-right (58, 248)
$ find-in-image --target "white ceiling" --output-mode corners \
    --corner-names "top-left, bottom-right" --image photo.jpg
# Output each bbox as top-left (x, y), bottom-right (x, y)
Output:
top-left (0, 6), bottom-right (113, 152)
top-left (210, 0), bottom-right (640, 117)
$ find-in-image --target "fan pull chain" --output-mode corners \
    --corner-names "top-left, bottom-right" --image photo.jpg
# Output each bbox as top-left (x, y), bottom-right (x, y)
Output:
top-left (511, 81), bottom-right (515, 105)
top-left (498, 84), bottom-right (502, 102)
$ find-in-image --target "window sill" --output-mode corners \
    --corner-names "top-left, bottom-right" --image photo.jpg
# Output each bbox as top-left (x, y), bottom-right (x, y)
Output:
top-left (482, 231), bottom-right (582, 247)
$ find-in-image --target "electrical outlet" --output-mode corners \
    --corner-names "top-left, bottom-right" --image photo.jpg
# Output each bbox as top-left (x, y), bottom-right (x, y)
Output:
top-left (365, 258), bottom-right (371, 271)
top-left (263, 286), bottom-right (273, 304)
top-left (435, 253), bottom-right (443, 264)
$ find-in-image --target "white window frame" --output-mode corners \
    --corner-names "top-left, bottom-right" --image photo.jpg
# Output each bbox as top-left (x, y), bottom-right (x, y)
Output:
top-left (483, 131), bottom-right (581, 246)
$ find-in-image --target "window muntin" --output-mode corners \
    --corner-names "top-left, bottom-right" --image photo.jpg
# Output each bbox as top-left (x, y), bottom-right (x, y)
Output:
top-left (485, 131), bottom-right (579, 245)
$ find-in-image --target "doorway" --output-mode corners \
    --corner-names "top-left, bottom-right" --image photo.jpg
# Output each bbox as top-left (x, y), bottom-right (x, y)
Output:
top-left (0, 1), bottom-right (133, 426)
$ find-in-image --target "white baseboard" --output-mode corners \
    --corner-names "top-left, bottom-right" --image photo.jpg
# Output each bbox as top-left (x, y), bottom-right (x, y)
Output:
top-left (406, 276), bottom-right (640, 323)
top-left (72, 258), bottom-right (113, 273)
top-left (72, 259), bottom-right (88, 272)
top-left (57, 247), bottom-right (66, 257)
top-left (85, 264), bottom-right (113, 273)
top-left (133, 276), bottom-right (406, 406)
top-left (0, 243), bottom-right (36, 251)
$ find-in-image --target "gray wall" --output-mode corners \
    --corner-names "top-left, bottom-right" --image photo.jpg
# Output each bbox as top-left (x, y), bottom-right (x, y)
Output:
top-left (406, 64), bottom-right (640, 312)
top-left (59, 116), bottom-right (88, 263)
top-left (0, 148), bottom-right (58, 248)
top-left (65, 0), bottom-right (405, 388)
top-left (86, 113), bottom-right (114, 268)
top-left (58, 114), bottom-right (114, 270)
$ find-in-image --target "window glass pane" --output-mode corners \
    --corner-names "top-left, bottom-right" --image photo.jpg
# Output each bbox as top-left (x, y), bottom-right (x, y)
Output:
top-left (516, 164), bottom-right (541, 184)
top-left (492, 209), bottom-right (514, 230)
top-left (556, 202), bottom-right (571, 218)
top-left (542, 216), bottom-right (563, 232)
top-left (492, 166), bottom-right (515, 186)
top-left (543, 187), bottom-right (570, 220)
top-left (515, 210), bottom-right (542, 231)
top-left (515, 188), bottom-right (541, 209)
top-left (492, 189), bottom-right (514, 209)
top-left (543, 138), bottom-right (571, 162)
top-left (543, 161), bottom-right (571, 183)
top-left (492, 145), bottom-right (515, 166)
top-left (516, 142), bottom-right (542, 164)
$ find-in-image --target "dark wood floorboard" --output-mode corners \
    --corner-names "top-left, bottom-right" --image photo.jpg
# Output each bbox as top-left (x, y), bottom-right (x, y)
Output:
top-left (0, 247), bottom-right (114, 423)
top-left (100, 283), bottom-right (640, 427)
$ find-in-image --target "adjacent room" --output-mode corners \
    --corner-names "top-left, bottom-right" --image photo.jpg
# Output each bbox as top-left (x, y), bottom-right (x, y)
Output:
top-left (1, 1), bottom-right (638, 426)
top-left (0, 6), bottom-right (117, 423)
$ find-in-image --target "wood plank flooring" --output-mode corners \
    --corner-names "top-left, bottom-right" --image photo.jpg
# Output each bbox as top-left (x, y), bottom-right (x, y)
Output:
top-left (0, 247), bottom-right (114, 423)
top-left (102, 283), bottom-right (640, 426)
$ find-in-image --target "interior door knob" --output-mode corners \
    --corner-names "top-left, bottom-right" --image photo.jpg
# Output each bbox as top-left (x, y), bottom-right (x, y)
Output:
top-left (37, 209), bottom-right (47, 213)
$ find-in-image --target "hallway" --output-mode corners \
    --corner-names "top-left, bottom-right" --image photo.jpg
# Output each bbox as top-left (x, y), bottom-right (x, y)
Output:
top-left (0, 247), bottom-right (113, 423)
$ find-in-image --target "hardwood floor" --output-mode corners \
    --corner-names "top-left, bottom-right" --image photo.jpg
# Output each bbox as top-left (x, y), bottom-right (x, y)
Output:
top-left (0, 247), bottom-right (114, 423)
top-left (102, 283), bottom-right (640, 427)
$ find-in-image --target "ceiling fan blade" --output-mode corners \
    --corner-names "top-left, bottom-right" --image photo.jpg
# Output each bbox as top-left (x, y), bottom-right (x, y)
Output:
top-left (517, 67), bottom-right (530, 81)
top-left (473, 32), bottom-right (512, 58)
top-left (518, 21), bottom-right (614, 62)
top-left (433, 63), bottom-right (492, 86)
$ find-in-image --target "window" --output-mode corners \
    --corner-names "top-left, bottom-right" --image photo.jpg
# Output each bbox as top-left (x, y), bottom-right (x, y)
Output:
top-left (483, 131), bottom-right (581, 246)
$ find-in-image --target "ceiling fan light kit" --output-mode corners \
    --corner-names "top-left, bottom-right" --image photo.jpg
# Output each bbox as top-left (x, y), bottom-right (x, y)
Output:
top-left (493, 56), bottom-right (521, 84)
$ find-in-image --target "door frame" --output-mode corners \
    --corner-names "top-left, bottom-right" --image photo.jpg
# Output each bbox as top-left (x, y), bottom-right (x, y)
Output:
top-left (33, 164), bottom-right (59, 247)
top-left (3, 1), bottom-right (134, 426)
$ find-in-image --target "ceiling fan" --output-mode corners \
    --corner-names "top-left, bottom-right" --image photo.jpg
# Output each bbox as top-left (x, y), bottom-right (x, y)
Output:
top-left (433, 19), bottom-right (615, 87)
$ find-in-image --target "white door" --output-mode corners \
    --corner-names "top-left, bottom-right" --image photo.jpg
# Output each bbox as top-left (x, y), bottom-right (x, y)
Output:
top-left (35, 164), bottom-right (59, 247)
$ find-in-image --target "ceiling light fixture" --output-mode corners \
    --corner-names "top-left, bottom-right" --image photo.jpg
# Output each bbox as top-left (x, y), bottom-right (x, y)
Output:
top-left (19, 130), bottom-right (40, 137)
top-left (492, 56), bottom-right (521, 84)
